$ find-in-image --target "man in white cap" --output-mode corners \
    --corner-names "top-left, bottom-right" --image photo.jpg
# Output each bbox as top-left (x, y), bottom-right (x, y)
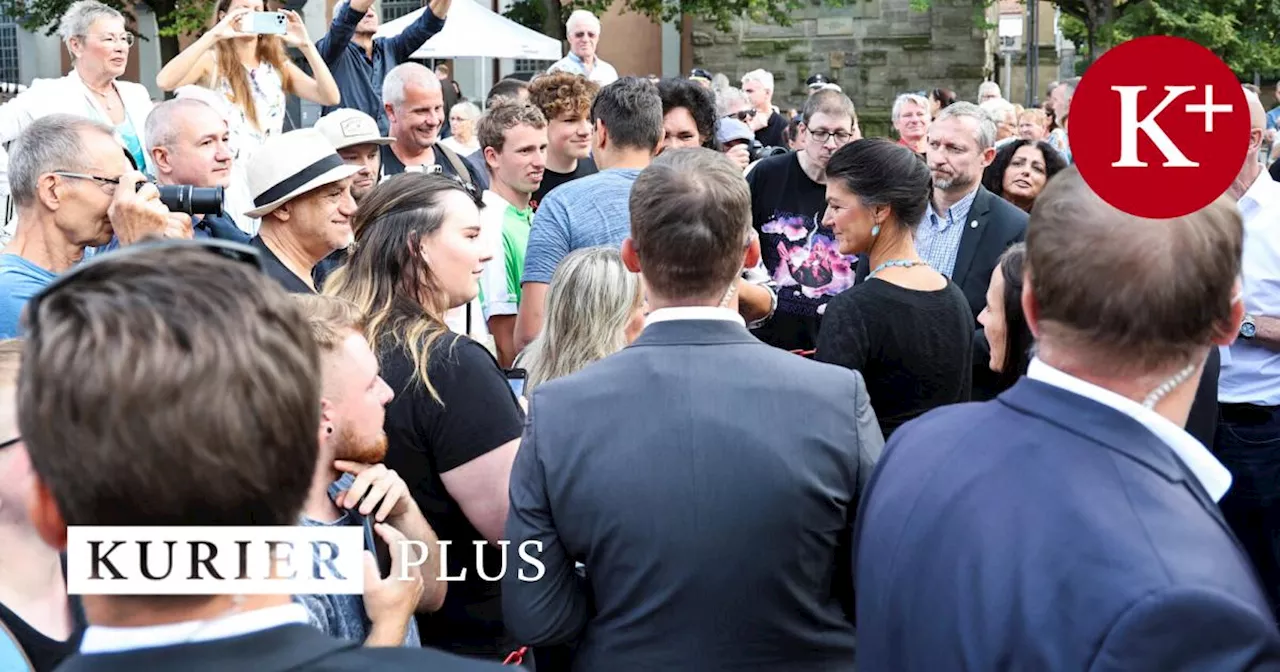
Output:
top-left (315, 107), bottom-right (393, 205)
top-left (245, 129), bottom-right (362, 294)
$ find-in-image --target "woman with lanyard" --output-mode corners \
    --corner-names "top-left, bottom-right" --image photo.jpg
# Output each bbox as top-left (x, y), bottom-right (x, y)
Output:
top-left (814, 138), bottom-right (975, 439)
top-left (157, 0), bottom-right (340, 235)
top-left (0, 1), bottom-right (154, 182)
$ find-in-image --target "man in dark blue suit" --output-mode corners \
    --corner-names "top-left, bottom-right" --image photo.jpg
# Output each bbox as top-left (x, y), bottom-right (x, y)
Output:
top-left (854, 166), bottom-right (1280, 670)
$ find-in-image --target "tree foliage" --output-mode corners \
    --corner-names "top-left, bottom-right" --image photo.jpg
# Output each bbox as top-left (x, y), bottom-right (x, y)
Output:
top-left (1110, 0), bottom-right (1280, 74)
top-left (5, 0), bottom-right (214, 64)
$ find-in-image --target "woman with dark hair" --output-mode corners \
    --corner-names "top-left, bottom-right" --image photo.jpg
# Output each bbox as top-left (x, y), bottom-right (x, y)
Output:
top-left (980, 138), bottom-right (1067, 212)
top-left (324, 173), bottom-right (524, 661)
top-left (657, 77), bottom-right (720, 151)
top-left (975, 243), bottom-right (1033, 399)
top-left (929, 87), bottom-right (956, 116)
top-left (815, 139), bottom-right (973, 438)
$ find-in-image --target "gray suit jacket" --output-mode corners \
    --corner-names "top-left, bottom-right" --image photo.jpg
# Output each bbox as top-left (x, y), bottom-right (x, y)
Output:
top-left (501, 317), bottom-right (882, 671)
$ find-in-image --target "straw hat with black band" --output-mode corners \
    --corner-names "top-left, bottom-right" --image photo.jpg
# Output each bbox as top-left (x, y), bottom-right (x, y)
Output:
top-left (244, 129), bottom-right (364, 219)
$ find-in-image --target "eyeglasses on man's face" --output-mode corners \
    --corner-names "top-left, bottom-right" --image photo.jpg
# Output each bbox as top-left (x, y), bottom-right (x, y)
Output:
top-left (572, 31), bottom-right (597, 39)
top-left (808, 129), bottom-right (853, 145)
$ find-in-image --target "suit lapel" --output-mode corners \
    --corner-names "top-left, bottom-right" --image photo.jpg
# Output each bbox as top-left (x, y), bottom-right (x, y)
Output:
top-left (950, 186), bottom-right (992, 283)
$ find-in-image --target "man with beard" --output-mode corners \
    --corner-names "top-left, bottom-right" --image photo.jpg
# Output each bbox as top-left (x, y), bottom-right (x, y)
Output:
top-left (317, 0), bottom-right (451, 135)
top-left (293, 294), bottom-right (447, 647)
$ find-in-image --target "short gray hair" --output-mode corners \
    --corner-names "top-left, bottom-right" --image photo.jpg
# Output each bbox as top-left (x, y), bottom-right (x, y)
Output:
top-left (382, 62), bottom-right (440, 111)
top-left (978, 81), bottom-right (1001, 99)
top-left (715, 87), bottom-right (751, 117)
top-left (741, 69), bottom-right (773, 92)
top-left (58, 0), bottom-right (125, 49)
top-left (566, 9), bottom-right (600, 33)
top-left (10, 114), bottom-right (115, 209)
top-left (145, 98), bottom-right (219, 154)
top-left (450, 101), bottom-right (480, 121)
top-left (935, 101), bottom-right (996, 151)
top-left (892, 93), bottom-right (931, 122)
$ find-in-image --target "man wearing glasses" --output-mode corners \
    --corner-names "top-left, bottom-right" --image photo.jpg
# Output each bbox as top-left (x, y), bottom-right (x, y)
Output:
top-left (547, 10), bottom-right (618, 86)
top-left (744, 89), bottom-right (861, 353)
top-left (0, 114), bottom-right (191, 338)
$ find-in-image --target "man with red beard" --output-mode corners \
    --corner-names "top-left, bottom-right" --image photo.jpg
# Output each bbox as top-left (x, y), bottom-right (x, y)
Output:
top-left (292, 294), bottom-right (448, 647)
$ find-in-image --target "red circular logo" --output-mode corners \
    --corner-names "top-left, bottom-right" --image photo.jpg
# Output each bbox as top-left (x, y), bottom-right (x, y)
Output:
top-left (1070, 36), bottom-right (1251, 219)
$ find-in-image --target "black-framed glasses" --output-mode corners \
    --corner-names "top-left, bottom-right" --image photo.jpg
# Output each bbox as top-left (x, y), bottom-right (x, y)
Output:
top-left (808, 129), bottom-right (853, 145)
top-left (27, 239), bottom-right (265, 333)
top-left (0, 436), bottom-right (19, 450)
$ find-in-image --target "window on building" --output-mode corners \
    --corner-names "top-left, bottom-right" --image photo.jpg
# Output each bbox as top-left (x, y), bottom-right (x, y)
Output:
top-left (514, 59), bottom-right (555, 73)
top-left (0, 21), bottom-right (19, 88)
top-left (382, 0), bottom-right (420, 21)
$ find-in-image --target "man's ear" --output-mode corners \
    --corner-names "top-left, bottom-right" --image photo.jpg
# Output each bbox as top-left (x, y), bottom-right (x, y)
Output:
top-left (743, 234), bottom-right (761, 270)
top-left (151, 147), bottom-right (172, 175)
top-left (621, 237), bottom-right (642, 273)
top-left (1021, 268), bottom-right (1040, 339)
top-left (27, 475), bottom-right (68, 552)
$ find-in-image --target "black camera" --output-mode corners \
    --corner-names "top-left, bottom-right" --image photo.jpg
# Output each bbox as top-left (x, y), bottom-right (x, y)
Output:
top-left (748, 140), bottom-right (789, 163)
top-left (136, 182), bottom-right (224, 216)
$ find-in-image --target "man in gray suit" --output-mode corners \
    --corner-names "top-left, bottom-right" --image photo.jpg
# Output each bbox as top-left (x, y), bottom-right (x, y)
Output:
top-left (502, 147), bottom-right (883, 671)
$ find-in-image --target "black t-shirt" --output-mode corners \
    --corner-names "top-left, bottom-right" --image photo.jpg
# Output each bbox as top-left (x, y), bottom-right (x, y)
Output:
top-left (530, 156), bottom-right (598, 212)
top-left (815, 278), bottom-right (974, 438)
top-left (755, 111), bottom-right (787, 148)
top-left (745, 152), bottom-right (859, 352)
top-left (251, 236), bottom-right (315, 294)
top-left (378, 331), bottom-right (525, 658)
top-left (0, 559), bottom-right (87, 672)
top-left (381, 144), bottom-right (486, 186)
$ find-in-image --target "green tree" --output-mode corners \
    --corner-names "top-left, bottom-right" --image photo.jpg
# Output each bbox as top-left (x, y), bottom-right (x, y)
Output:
top-left (1107, 0), bottom-right (1280, 74)
top-left (8, 0), bottom-right (215, 67)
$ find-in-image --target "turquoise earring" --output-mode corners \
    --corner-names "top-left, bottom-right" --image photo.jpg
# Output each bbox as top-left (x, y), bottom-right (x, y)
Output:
top-left (871, 224), bottom-right (881, 237)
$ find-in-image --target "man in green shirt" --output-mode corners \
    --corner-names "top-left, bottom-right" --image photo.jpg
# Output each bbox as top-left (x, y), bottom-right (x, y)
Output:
top-left (476, 101), bottom-right (548, 367)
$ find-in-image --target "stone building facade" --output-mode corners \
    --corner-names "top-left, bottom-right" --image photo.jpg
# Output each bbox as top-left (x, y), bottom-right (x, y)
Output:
top-left (688, 0), bottom-right (992, 138)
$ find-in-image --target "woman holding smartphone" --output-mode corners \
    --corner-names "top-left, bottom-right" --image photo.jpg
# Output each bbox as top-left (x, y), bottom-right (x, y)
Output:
top-left (156, 0), bottom-right (340, 232)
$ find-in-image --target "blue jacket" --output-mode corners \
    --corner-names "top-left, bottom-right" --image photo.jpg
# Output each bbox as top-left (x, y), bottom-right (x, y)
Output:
top-left (854, 377), bottom-right (1280, 671)
top-left (316, 5), bottom-right (446, 135)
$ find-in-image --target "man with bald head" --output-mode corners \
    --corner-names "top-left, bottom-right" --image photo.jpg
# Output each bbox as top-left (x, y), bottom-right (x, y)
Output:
top-left (380, 63), bottom-right (484, 184)
top-left (856, 166), bottom-right (1280, 669)
top-left (145, 98), bottom-right (250, 243)
top-left (1213, 88), bottom-right (1280, 617)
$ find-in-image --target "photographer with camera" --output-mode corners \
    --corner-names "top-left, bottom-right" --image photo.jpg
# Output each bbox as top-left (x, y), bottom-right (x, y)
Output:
top-left (145, 98), bottom-right (249, 243)
top-left (0, 114), bottom-right (191, 338)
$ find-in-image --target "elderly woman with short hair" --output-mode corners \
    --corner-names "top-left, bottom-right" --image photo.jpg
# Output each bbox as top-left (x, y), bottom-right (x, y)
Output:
top-left (440, 102), bottom-right (480, 156)
top-left (0, 0), bottom-right (155, 176)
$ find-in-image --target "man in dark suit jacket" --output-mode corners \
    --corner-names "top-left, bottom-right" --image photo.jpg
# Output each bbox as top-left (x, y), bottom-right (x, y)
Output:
top-left (18, 241), bottom-right (505, 672)
top-left (854, 167), bottom-right (1280, 670)
top-left (503, 148), bottom-right (882, 671)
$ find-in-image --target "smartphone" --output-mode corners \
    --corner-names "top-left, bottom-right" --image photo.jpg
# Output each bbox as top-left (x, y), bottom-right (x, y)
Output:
top-left (240, 11), bottom-right (287, 35)
top-left (328, 473), bottom-right (392, 578)
top-left (505, 368), bottom-right (527, 398)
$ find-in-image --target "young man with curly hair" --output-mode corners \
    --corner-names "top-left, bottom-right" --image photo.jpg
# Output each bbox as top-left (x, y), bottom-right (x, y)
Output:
top-left (525, 71), bottom-right (600, 210)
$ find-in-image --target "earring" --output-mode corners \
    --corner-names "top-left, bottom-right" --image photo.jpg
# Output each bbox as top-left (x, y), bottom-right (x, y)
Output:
top-left (326, 427), bottom-right (333, 435)
top-left (871, 224), bottom-right (881, 237)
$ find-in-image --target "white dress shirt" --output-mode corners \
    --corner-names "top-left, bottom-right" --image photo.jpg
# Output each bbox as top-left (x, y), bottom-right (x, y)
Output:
top-left (1219, 171), bottom-right (1280, 405)
top-left (79, 603), bottom-right (310, 654)
top-left (644, 306), bottom-right (745, 329)
top-left (1028, 358), bottom-right (1232, 502)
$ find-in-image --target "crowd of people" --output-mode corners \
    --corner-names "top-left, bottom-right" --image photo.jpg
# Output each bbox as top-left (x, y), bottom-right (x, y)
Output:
top-left (1, 0), bottom-right (1280, 669)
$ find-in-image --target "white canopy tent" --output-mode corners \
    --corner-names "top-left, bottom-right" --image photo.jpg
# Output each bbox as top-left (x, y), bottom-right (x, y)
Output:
top-left (374, 2), bottom-right (562, 61)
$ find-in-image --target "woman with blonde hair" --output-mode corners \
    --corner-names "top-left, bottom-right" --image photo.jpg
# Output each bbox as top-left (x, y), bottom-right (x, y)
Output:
top-left (516, 246), bottom-right (645, 395)
top-left (324, 173), bottom-right (523, 661)
top-left (156, 0), bottom-right (340, 231)
top-left (439, 102), bottom-right (480, 156)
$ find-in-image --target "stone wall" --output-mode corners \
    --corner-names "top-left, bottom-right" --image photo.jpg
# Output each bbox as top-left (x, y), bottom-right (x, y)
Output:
top-left (689, 0), bottom-right (992, 138)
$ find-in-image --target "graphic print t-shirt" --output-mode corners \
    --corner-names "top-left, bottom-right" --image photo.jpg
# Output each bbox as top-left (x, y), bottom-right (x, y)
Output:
top-left (745, 152), bottom-right (858, 351)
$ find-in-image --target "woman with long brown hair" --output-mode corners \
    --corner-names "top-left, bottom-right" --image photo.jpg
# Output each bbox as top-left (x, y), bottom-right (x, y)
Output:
top-left (156, 0), bottom-right (339, 232)
top-left (324, 173), bottom-right (524, 662)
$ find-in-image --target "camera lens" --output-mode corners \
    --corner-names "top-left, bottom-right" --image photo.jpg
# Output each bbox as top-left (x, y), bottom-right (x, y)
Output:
top-left (154, 185), bottom-right (225, 216)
